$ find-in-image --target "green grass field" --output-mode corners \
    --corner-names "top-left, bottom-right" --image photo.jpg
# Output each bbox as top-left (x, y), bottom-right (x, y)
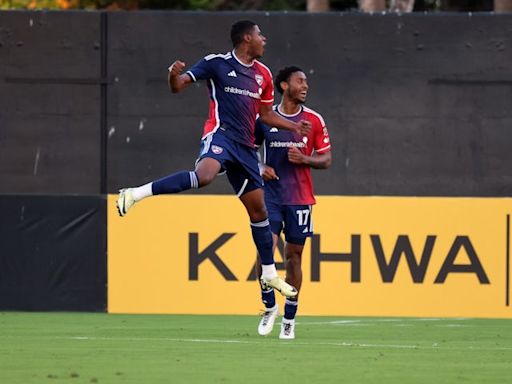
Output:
top-left (0, 312), bottom-right (511, 384)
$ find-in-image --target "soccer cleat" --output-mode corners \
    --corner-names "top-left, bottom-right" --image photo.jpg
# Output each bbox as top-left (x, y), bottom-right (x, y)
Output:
top-left (260, 276), bottom-right (298, 298)
top-left (116, 188), bottom-right (135, 217)
top-left (279, 319), bottom-right (295, 340)
top-left (258, 305), bottom-right (279, 336)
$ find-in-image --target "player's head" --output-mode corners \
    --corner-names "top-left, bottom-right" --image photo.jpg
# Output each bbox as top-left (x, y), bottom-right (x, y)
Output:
top-left (230, 20), bottom-right (266, 59)
top-left (275, 66), bottom-right (308, 104)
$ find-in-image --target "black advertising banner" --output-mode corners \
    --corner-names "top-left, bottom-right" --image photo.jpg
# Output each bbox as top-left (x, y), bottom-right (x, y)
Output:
top-left (0, 195), bottom-right (106, 311)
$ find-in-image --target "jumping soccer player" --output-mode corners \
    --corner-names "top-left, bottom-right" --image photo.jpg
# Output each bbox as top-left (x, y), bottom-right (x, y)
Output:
top-left (254, 66), bottom-right (332, 339)
top-left (116, 21), bottom-right (311, 297)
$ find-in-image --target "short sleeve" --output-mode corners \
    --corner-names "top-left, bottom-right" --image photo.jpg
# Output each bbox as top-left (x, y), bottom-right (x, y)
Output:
top-left (260, 76), bottom-right (274, 105)
top-left (313, 115), bottom-right (331, 154)
top-left (186, 57), bottom-right (213, 82)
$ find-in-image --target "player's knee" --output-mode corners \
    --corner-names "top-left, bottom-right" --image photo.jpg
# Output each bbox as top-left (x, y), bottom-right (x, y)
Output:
top-left (247, 206), bottom-right (267, 222)
top-left (196, 171), bottom-right (216, 187)
top-left (255, 207), bottom-right (268, 221)
top-left (195, 158), bottom-right (221, 187)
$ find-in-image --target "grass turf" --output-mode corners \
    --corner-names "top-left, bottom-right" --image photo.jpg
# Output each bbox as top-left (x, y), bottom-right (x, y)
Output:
top-left (0, 312), bottom-right (511, 383)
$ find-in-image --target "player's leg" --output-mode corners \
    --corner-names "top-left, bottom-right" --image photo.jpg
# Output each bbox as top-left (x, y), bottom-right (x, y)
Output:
top-left (255, 230), bottom-right (279, 307)
top-left (256, 230), bottom-right (280, 336)
top-left (284, 242), bottom-right (304, 293)
top-left (238, 188), bottom-right (273, 270)
top-left (226, 143), bottom-right (297, 297)
top-left (117, 134), bottom-right (223, 216)
top-left (279, 204), bottom-right (312, 340)
top-left (237, 188), bottom-right (297, 298)
top-left (116, 159), bottom-right (218, 217)
top-left (279, 241), bottom-right (304, 340)
top-left (144, 157), bottom-right (220, 195)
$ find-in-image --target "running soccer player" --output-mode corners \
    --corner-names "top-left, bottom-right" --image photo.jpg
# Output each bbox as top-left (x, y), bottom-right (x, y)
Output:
top-left (116, 21), bottom-right (311, 298)
top-left (254, 66), bottom-right (332, 339)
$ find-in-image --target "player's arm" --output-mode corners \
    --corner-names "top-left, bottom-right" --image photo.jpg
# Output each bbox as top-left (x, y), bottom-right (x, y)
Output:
top-left (255, 143), bottom-right (279, 181)
top-left (288, 147), bottom-right (332, 169)
top-left (259, 104), bottom-right (311, 136)
top-left (167, 60), bottom-right (193, 93)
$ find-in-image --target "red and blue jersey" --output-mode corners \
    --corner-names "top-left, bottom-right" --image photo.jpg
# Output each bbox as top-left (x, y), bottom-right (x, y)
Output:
top-left (186, 51), bottom-right (274, 147)
top-left (255, 105), bottom-right (331, 205)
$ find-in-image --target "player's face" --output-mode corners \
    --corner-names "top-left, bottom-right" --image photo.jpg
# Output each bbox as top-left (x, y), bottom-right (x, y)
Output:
top-left (285, 71), bottom-right (308, 104)
top-left (247, 25), bottom-right (266, 59)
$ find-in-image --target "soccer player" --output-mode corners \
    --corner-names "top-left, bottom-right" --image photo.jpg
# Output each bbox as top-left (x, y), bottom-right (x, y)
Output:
top-left (116, 21), bottom-right (311, 298)
top-left (254, 66), bottom-right (332, 339)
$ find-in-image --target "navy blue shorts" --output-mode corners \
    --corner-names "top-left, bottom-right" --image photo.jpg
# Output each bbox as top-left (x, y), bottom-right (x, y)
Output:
top-left (266, 201), bottom-right (313, 245)
top-left (198, 131), bottom-right (263, 196)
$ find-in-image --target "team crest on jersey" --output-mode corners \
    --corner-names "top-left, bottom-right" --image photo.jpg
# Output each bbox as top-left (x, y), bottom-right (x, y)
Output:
top-left (255, 74), bottom-right (263, 86)
top-left (211, 145), bottom-right (223, 154)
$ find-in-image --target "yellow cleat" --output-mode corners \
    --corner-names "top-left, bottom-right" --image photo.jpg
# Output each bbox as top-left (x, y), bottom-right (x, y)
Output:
top-left (260, 276), bottom-right (297, 298)
top-left (116, 188), bottom-right (135, 217)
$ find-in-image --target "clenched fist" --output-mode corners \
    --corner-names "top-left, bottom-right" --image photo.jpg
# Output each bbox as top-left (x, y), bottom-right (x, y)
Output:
top-left (168, 60), bottom-right (186, 76)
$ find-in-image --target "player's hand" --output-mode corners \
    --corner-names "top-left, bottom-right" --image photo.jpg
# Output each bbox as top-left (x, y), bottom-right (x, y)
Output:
top-left (296, 120), bottom-right (311, 136)
top-left (168, 60), bottom-right (186, 77)
top-left (288, 147), bottom-right (306, 165)
top-left (261, 165), bottom-right (279, 181)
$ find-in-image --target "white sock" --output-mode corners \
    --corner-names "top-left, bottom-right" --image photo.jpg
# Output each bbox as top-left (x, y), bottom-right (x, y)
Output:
top-left (131, 182), bottom-right (153, 202)
top-left (261, 264), bottom-right (278, 280)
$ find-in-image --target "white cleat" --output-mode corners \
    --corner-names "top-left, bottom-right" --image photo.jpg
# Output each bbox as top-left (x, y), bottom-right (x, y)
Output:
top-left (279, 319), bottom-right (295, 340)
top-left (258, 305), bottom-right (279, 336)
top-left (260, 276), bottom-right (298, 298)
top-left (116, 188), bottom-right (135, 217)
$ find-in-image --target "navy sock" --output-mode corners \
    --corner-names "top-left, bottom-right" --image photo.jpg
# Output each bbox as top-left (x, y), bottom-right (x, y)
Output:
top-left (259, 280), bottom-right (276, 309)
top-left (284, 298), bottom-right (298, 320)
top-left (250, 219), bottom-right (274, 265)
top-left (152, 171), bottom-right (198, 195)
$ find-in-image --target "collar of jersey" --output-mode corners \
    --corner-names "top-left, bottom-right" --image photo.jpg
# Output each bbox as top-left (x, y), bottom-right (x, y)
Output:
top-left (231, 50), bottom-right (255, 68)
top-left (277, 104), bottom-right (303, 118)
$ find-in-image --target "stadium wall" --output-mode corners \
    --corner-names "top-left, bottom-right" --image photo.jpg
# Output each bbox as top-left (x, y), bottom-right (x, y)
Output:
top-left (0, 11), bottom-right (511, 315)
top-left (1, 11), bottom-right (511, 196)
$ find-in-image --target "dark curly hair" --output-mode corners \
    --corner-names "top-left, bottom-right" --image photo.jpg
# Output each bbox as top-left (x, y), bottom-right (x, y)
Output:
top-left (274, 66), bottom-right (304, 95)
